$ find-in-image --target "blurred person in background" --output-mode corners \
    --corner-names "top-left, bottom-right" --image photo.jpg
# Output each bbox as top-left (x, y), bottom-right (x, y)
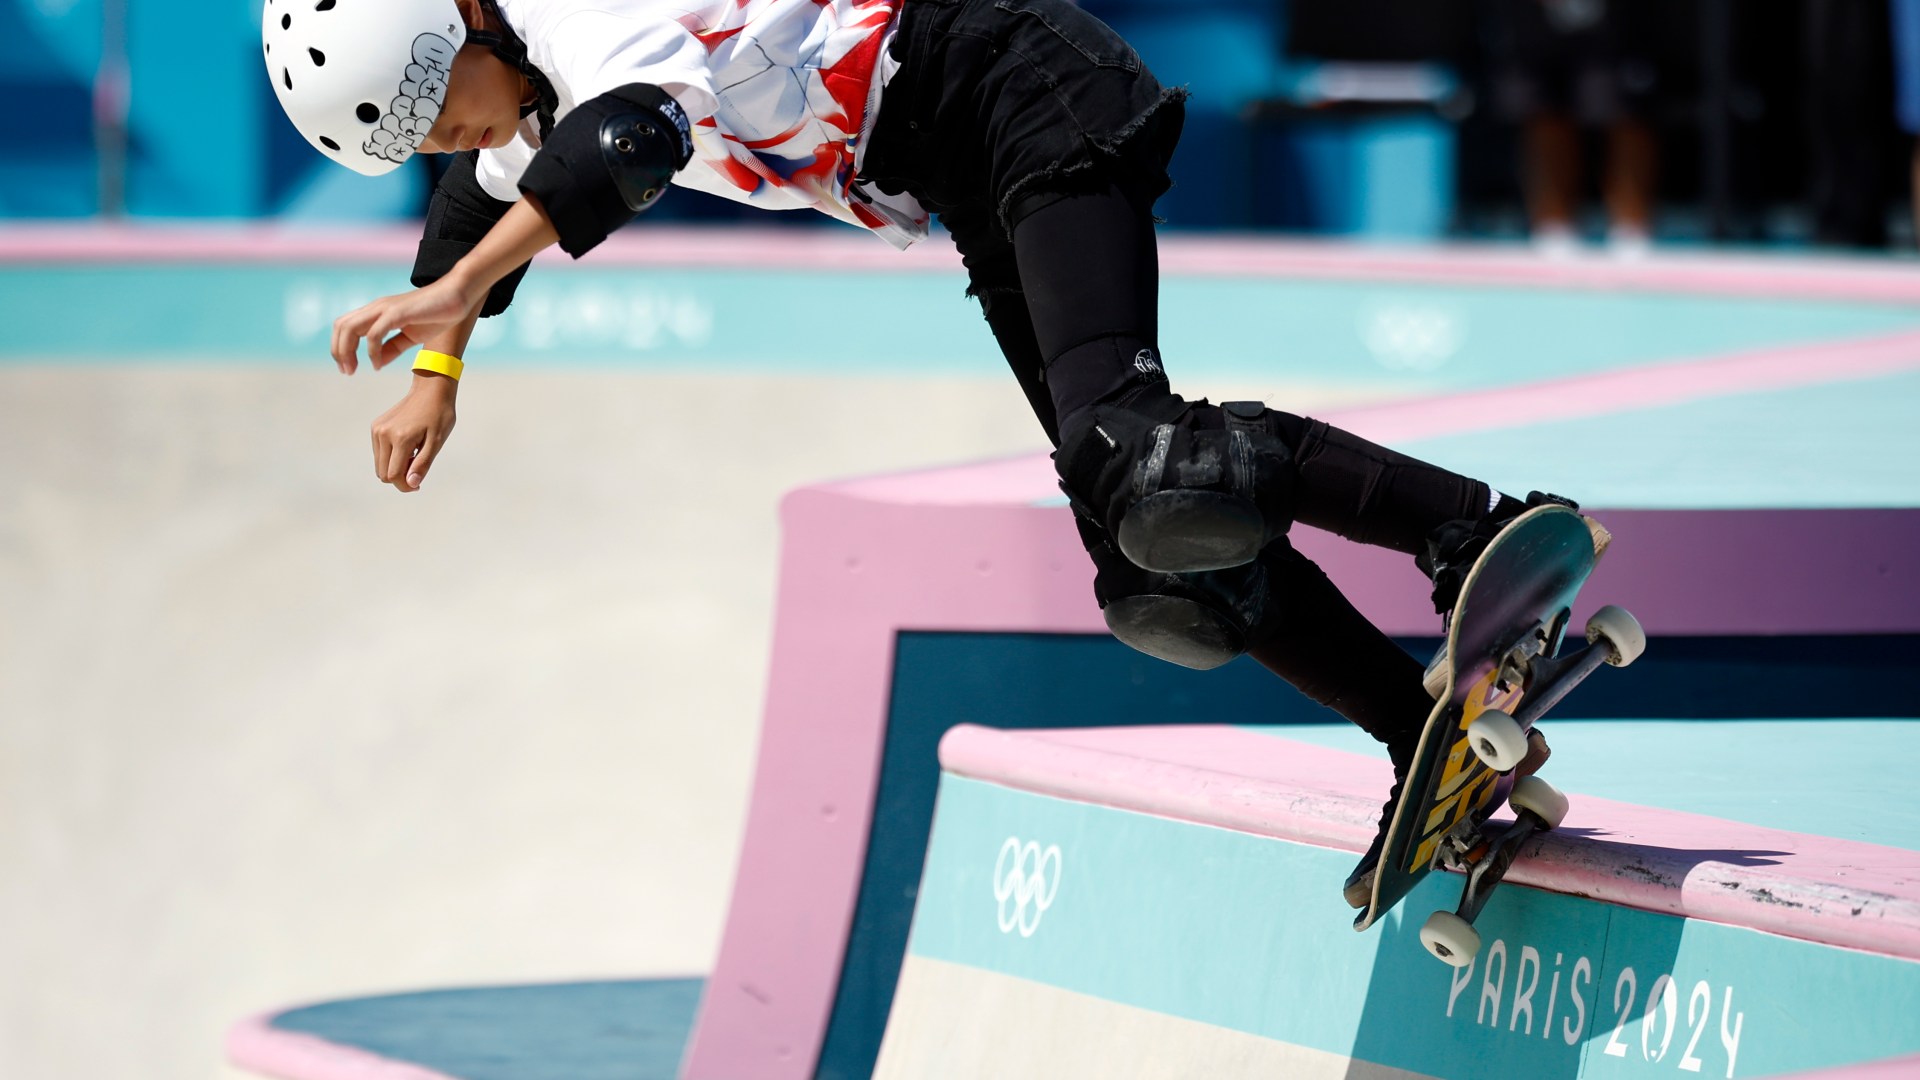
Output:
top-left (1805, 0), bottom-right (1896, 248)
top-left (1893, 0), bottom-right (1920, 244)
top-left (1484, 0), bottom-right (1661, 256)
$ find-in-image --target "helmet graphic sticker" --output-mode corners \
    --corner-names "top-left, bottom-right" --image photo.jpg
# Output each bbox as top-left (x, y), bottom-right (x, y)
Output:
top-left (364, 36), bottom-right (458, 168)
top-left (262, 0), bottom-right (468, 176)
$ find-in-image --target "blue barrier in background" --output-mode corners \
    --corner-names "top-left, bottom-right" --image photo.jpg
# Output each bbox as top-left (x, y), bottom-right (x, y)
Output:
top-left (0, 0), bottom-right (101, 216)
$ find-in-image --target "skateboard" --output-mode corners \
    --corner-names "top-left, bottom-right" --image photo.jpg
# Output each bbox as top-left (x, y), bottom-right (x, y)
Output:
top-left (1352, 503), bottom-right (1644, 966)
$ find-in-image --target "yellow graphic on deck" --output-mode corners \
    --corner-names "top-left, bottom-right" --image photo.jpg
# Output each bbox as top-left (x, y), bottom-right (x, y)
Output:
top-left (1412, 667), bottom-right (1526, 870)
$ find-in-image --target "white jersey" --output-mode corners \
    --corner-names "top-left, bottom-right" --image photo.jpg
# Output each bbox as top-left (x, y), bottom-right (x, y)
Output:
top-left (479, 0), bottom-right (928, 248)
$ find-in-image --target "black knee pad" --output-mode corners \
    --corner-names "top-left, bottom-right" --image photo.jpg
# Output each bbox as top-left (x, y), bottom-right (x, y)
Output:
top-left (1077, 516), bottom-right (1271, 670)
top-left (1056, 399), bottom-right (1299, 574)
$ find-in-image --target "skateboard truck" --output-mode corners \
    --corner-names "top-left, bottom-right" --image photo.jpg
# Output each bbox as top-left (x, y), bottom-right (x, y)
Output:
top-left (1421, 804), bottom-right (1558, 967)
top-left (1417, 606), bottom-right (1646, 967)
top-left (1467, 606), bottom-right (1647, 773)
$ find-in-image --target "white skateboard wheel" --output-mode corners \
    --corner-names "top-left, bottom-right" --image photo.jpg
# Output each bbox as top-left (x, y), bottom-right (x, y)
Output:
top-left (1585, 604), bottom-right (1646, 667)
top-left (1468, 709), bottom-right (1529, 772)
top-left (1508, 775), bottom-right (1571, 829)
top-left (1421, 911), bottom-right (1482, 967)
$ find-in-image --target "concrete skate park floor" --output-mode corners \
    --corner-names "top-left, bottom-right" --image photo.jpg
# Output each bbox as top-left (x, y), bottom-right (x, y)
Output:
top-left (0, 365), bottom-right (1060, 1079)
top-left (4, 228), bottom-right (1920, 1080)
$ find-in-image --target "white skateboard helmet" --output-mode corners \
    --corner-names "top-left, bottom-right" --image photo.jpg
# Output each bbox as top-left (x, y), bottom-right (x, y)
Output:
top-left (262, 0), bottom-right (467, 176)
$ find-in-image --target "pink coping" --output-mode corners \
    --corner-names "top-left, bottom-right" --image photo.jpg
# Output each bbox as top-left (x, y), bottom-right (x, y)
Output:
top-left (227, 1011), bottom-right (463, 1080)
top-left (10, 222), bottom-right (1920, 304)
top-left (938, 724), bottom-right (1920, 964)
top-left (683, 322), bottom-right (1920, 1078)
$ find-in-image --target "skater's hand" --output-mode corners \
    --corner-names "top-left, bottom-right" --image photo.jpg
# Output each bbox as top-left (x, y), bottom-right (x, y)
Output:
top-left (331, 277), bottom-right (482, 375)
top-left (371, 374), bottom-right (458, 493)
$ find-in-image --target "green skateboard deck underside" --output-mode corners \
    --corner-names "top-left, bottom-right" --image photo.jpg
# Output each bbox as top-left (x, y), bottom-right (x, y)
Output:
top-left (1354, 504), bottom-right (1599, 931)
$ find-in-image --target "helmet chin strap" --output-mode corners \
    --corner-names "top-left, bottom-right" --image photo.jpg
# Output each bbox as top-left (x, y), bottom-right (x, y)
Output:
top-left (467, 0), bottom-right (558, 137)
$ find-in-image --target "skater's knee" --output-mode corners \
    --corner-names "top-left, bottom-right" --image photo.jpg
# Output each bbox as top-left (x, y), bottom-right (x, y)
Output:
top-left (1055, 399), bottom-right (1304, 574)
top-left (1078, 517), bottom-right (1268, 670)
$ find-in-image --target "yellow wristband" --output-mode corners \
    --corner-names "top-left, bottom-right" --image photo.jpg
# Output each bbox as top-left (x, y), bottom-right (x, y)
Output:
top-left (412, 349), bottom-right (465, 381)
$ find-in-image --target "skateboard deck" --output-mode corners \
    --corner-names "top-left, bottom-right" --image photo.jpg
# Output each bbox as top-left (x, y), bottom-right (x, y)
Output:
top-left (1353, 503), bottom-right (1637, 960)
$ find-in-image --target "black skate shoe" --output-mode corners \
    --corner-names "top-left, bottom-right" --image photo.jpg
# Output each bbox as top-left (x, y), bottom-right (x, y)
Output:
top-left (1416, 491), bottom-right (1611, 698)
top-left (1343, 729), bottom-right (1551, 909)
top-left (1343, 769), bottom-right (1408, 909)
top-left (1055, 398), bottom-right (1296, 574)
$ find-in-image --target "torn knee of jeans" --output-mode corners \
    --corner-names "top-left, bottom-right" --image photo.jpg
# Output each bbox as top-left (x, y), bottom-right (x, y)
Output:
top-left (997, 159), bottom-right (1106, 235)
top-left (965, 281), bottom-right (1025, 302)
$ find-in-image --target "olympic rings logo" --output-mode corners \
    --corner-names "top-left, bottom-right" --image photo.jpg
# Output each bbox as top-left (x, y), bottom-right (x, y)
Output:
top-left (993, 837), bottom-right (1062, 938)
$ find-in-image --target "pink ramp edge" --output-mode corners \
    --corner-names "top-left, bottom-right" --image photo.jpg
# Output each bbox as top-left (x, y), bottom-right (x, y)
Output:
top-left (1326, 327), bottom-right (1920, 445)
top-left (939, 724), bottom-right (1920, 964)
top-left (226, 1011), bottom-right (463, 1080)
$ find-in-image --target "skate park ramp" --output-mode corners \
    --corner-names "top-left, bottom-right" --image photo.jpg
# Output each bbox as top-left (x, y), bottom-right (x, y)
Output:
top-left (4, 228), bottom-right (1920, 1080)
top-left (878, 723), bottom-right (1920, 1078)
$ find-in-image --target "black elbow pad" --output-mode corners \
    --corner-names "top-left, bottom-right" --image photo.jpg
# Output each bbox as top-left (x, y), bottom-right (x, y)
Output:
top-left (412, 151), bottom-right (533, 318)
top-left (519, 83), bottom-right (694, 258)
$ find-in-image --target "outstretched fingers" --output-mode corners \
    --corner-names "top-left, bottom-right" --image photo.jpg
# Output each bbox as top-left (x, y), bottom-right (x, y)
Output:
top-left (332, 301), bottom-right (383, 374)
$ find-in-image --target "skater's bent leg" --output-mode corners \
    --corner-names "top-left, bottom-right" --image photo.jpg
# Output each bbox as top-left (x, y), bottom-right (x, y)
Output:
top-left (941, 201), bottom-right (1062, 445)
top-left (1016, 186), bottom-right (1304, 572)
top-left (1081, 519), bottom-right (1429, 771)
top-left (1076, 515), bottom-right (1269, 672)
top-left (1007, 183), bottom-right (1165, 426)
top-left (1287, 418), bottom-right (1512, 556)
top-left (1006, 183), bottom-right (1543, 587)
top-left (979, 288), bottom-right (1062, 447)
top-left (1246, 541), bottom-right (1428, 772)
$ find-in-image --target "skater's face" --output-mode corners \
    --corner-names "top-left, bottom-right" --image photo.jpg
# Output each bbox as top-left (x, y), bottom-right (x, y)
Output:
top-left (417, 1), bottom-right (530, 155)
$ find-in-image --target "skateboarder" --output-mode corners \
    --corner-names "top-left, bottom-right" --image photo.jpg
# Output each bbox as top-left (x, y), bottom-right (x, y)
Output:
top-left (268, 0), bottom-right (1583, 902)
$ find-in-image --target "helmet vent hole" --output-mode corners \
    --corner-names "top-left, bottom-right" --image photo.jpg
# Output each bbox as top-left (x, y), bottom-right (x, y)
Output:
top-left (309, 48), bottom-right (325, 66)
top-left (356, 102), bottom-right (380, 124)
top-left (319, 136), bottom-right (340, 151)
top-left (283, 67), bottom-right (292, 91)
top-left (316, 0), bottom-right (336, 9)
top-left (281, 13), bottom-right (291, 30)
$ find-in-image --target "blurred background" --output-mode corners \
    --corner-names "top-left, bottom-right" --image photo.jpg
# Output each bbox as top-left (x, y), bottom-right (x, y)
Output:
top-left (8, 0), bottom-right (1920, 248)
top-left (2, 2), bottom-right (1917, 1079)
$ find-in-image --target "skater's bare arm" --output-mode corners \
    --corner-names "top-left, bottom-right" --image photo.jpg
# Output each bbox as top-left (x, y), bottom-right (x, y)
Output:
top-left (333, 195), bottom-right (559, 494)
top-left (330, 195), bottom-right (559, 373)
